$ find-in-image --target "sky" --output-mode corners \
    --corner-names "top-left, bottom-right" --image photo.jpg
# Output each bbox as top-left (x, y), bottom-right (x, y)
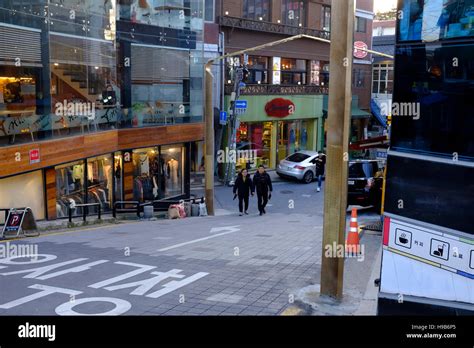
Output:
top-left (374, 0), bottom-right (398, 13)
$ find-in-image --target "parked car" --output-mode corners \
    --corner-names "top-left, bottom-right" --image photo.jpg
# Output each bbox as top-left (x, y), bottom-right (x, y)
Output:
top-left (276, 151), bottom-right (319, 183)
top-left (347, 160), bottom-right (384, 211)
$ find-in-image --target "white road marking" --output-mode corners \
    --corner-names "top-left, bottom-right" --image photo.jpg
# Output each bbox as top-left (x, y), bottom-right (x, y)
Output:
top-left (210, 225), bottom-right (240, 234)
top-left (158, 226), bottom-right (241, 252)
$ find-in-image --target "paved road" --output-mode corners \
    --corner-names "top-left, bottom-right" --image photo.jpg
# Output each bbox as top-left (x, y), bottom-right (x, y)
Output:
top-left (0, 180), bottom-right (382, 316)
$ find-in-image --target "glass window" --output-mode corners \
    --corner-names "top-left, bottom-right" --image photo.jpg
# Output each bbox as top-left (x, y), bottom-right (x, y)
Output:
top-left (114, 152), bottom-right (123, 202)
top-left (243, 0), bottom-right (271, 21)
top-left (133, 147), bottom-right (160, 202)
top-left (398, 0), bottom-right (474, 42)
top-left (322, 5), bottom-right (331, 31)
top-left (372, 63), bottom-right (394, 94)
top-left (160, 145), bottom-right (185, 198)
top-left (355, 16), bottom-right (367, 33)
top-left (236, 122), bottom-right (272, 169)
top-left (287, 153), bottom-right (310, 162)
top-left (56, 160), bottom-right (85, 218)
top-left (281, 58), bottom-right (307, 85)
top-left (353, 69), bottom-right (365, 88)
top-left (247, 56), bottom-right (269, 84)
top-left (205, 0), bottom-right (215, 22)
top-left (87, 155), bottom-right (113, 213)
top-left (391, 43), bottom-right (474, 160)
top-left (282, 0), bottom-right (306, 27)
top-left (277, 120), bottom-right (309, 161)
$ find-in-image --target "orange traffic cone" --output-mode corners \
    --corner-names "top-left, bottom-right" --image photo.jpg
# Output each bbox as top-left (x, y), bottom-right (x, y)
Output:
top-left (346, 208), bottom-right (360, 256)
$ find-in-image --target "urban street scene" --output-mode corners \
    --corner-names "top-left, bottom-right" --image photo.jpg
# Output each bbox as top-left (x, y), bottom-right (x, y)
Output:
top-left (0, 0), bottom-right (472, 344)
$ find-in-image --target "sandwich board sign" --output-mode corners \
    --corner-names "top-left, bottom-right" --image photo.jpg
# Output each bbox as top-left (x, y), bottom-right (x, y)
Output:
top-left (1, 208), bottom-right (39, 239)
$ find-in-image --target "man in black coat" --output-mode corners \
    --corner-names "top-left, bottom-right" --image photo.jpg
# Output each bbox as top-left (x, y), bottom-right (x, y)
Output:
top-left (253, 165), bottom-right (273, 216)
top-left (233, 168), bottom-right (254, 216)
top-left (316, 151), bottom-right (326, 192)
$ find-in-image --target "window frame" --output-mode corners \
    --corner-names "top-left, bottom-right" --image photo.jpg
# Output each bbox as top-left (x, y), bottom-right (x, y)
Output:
top-left (321, 5), bottom-right (331, 32)
top-left (243, 0), bottom-right (271, 21)
top-left (372, 63), bottom-right (394, 95)
top-left (355, 16), bottom-right (367, 33)
top-left (281, 0), bottom-right (307, 27)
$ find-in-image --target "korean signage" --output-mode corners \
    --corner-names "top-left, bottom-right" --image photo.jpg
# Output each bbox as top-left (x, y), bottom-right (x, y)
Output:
top-left (29, 149), bottom-right (40, 164)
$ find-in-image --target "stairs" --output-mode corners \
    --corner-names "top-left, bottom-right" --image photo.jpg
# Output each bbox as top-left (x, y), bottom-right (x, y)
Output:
top-left (52, 65), bottom-right (99, 104)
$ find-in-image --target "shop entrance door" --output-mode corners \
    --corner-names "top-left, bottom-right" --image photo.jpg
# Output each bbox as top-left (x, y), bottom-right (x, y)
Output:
top-left (277, 120), bottom-right (308, 162)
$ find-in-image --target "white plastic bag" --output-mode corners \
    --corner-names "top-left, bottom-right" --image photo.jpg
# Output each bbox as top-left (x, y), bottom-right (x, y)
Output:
top-left (199, 202), bottom-right (208, 217)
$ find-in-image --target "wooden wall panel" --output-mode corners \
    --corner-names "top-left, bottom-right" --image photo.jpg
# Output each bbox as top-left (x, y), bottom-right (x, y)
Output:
top-left (123, 160), bottom-right (134, 201)
top-left (45, 168), bottom-right (57, 220)
top-left (0, 123), bottom-right (204, 179)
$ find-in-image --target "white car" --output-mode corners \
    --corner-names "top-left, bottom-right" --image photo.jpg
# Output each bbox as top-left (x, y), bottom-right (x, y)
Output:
top-left (276, 151), bottom-right (319, 184)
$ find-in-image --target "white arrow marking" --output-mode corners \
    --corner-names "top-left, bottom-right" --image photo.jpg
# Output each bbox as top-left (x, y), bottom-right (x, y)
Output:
top-left (210, 225), bottom-right (241, 234)
top-left (158, 226), bottom-right (241, 252)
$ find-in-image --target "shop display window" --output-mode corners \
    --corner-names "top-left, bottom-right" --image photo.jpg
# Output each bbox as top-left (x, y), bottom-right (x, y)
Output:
top-left (161, 145), bottom-right (184, 198)
top-left (87, 155), bottom-right (113, 213)
top-left (236, 122), bottom-right (272, 170)
top-left (114, 153), bottom-right (123, 202)
top-left (56, 160), bottom-right (86, 218)
top-left (277, 120), bottom-right (309, 161)
top-left (133, 147), bottom-right (161, 202)
top-left (281, 59), bottom-right (307, 85)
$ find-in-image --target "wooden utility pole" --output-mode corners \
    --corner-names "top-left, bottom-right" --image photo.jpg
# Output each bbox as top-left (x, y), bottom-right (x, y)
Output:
top-left (320, 0), bottom-right (355, 300)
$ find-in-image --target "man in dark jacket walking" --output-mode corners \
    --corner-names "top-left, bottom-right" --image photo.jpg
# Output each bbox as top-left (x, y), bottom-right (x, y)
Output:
top-left (316, 150), bottom-right (326, 192)
top-left (233, 169), bottom-right (254, 216)
top-left (253, 165), bottom-right (273, 216)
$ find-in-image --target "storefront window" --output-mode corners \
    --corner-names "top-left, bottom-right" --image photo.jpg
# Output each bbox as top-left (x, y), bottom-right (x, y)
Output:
top-left (277, 120), bottom-right (309, 161)
top-left (281, 58), bottom-right (307, 85)
top-left (114, 152), bottom-right (123, 201)
top-left (133, 147), bottom-right (160, 202)
top-left (236, 122), bottom-right (272, 169)
top-left (56, 160), bottom-right (85, 218)
top-left (87, 155), bottom-right (113, 213)
top-left (160, 145), bottom-right (184, 198)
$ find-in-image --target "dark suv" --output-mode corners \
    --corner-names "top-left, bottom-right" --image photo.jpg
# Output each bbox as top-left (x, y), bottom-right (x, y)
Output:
top-left (347, 160), bottom-right (384, 211)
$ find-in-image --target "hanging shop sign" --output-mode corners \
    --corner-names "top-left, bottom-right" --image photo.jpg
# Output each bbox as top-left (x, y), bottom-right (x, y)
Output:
top-left (265, 98), bottom-right (296, 118)
top-left (29, 149), bottom-right (40, 164)
top-left (354, 41), bottom-right (368, 59)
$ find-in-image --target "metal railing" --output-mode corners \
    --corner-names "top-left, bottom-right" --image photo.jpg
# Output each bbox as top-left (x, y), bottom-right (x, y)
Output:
top-left (68, 203), bottom-right (101, 223)
top-left (113, 201), bottom-right (141, 218)
top-left (220, 16), bottom-right (331, 40)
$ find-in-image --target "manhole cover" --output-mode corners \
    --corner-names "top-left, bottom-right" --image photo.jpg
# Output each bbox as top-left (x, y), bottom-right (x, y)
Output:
top-left (280, 190), bottom-right (293, 194)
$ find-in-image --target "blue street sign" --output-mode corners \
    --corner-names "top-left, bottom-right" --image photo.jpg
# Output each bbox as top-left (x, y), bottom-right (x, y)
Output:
top-left (219, 111), bottom-right (227, 125)
top-left (235, 100), bottom-right (248, 109)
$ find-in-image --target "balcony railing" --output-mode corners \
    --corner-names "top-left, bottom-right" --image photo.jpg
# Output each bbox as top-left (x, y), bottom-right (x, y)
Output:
top-left (219, 16), bottom-right (331, 40)
top-left (225, 84), bottom-right (329, 95)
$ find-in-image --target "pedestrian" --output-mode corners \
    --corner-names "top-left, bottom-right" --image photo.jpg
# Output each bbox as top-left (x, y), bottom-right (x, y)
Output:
top-left (253, 165), bottom-right (273, 216)
top-left (233, 168), bottom-right (254, 216)
top-left (316, 150), bottom-right (326, 192)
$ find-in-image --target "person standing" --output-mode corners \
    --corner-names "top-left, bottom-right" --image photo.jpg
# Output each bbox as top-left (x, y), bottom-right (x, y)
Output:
top-left (253, 165), bottom-right (273, 216)
top-left (316, 150), bottom-right (327, 192)
top-left (233, 169), bottom-right (254, 216)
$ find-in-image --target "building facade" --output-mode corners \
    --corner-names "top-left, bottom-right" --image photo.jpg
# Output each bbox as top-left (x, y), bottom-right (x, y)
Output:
top-left (218, 0), bottom-right (374, 171)
top-left (0, 0), bottom-right (206, 221)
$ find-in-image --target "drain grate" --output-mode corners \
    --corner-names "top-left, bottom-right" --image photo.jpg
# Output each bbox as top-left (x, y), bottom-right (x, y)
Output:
top-left (360, 221), bottom-right (383, 232)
